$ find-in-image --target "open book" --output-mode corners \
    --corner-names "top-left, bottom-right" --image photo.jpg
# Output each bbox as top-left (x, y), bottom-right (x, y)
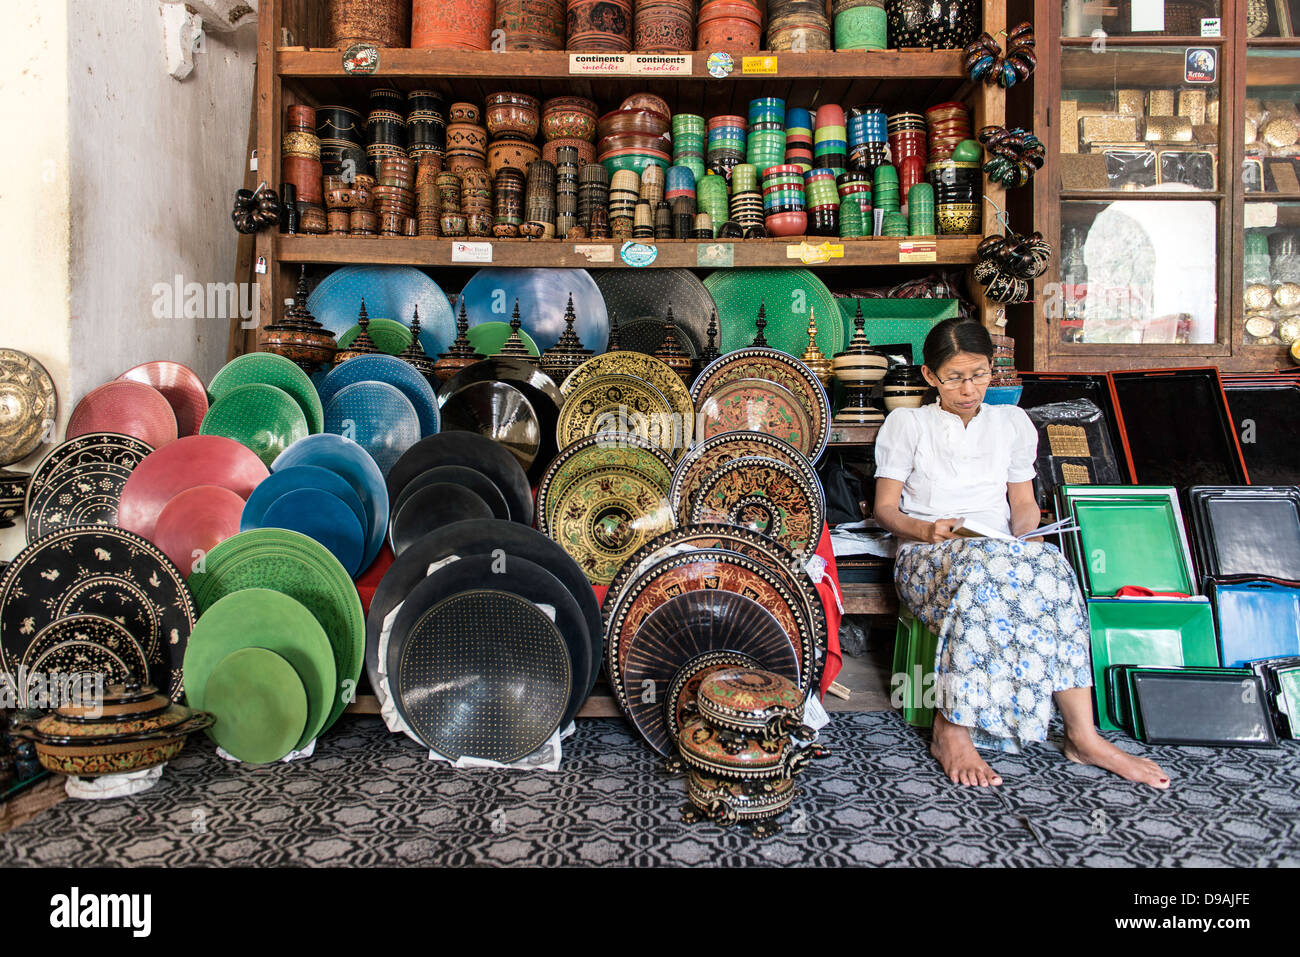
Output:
top-left (953, 516), bottom-right (1079, 541)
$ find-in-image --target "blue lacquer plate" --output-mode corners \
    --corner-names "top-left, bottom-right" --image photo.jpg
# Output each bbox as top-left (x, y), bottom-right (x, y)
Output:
top-left (454, 267), bottom-right (609, 354)
top-left (271, 434), bottom-right (390, 575)
top-left (318, 354), bottom-right (441, 438)
top-left (324, 381), bottom-right (421, 479)
top-left (261, 487), bottom-right (365, 578)
top-left (240, 465), bottom-right (367, 538)
top-left (305, 266), bottom-right (456, 359)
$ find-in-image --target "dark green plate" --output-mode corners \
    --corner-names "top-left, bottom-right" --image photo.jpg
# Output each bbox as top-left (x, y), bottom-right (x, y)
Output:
top-left (183, 588), bottom-right (334, 750)
top-left (337, 317), bottom-right (411, 356)
top-left (209, 352), bottom-right (324, 434)
top-left (187, 528), bottom-right (364, 735)
top-left (201, 646), bottom-right (308, 764)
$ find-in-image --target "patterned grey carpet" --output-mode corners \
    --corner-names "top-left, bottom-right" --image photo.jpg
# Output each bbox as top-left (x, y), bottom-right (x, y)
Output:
top-left (1, 713), bottom-right (1297, 867)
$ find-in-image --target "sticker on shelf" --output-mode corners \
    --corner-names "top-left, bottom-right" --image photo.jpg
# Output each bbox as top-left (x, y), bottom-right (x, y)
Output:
top-left (897, 241), bottom-right (937, 263)
top-left (620, 241), bottom-right (658, 267)
top-left (573, 244), bottom-right (615, 263)
top-left (697, 243), bottom-right (734, 268)
top-left (1185, 48), bottom-right (1216, 84)
top-left (1200, 17), bottom-right (1221, 36)
top-left (1129, 0), bottom-right (1164, 32)
top-left (451, 242), bottom-right (493, 263)
top-left (706, 51), bottom-right (734, 79)
top-left (787, 241), bottom-right (844, 265)
top-left (742, 56), bottom-right (778, 75)
top-left (343, 43), bottom-right (379, 75)
top-left (568, 54), bottom-right (691, 76)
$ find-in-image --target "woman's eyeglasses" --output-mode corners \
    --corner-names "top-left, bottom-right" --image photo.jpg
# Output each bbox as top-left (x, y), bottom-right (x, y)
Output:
top-left (937, 371), bottom-right (992, 390)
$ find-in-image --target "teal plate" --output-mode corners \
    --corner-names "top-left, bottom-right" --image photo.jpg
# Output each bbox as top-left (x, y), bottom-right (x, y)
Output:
top-left (209, 352), bottom-right (324, 434)
top-left (187, 528), bottom-right (364, 736)
top-left (200, 383), bottom-right (309, 468)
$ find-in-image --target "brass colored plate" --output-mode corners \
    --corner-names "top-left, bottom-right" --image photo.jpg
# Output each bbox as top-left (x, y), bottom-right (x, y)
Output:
top-left (536, 432), bottom-right (674, 535)
top-left (555, 374), bottom-right (676, 454)
top-left (545, 464), bottom-right (674, 585)
top-left (561, 352), bottom-right (694, 454)
top-left (0, 350), bottom-right (57, 467)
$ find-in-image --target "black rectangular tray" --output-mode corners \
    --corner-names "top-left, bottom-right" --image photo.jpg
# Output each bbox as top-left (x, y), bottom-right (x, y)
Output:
top-left (1132, 671), bottom-right (1278, 747)
top-left (1108, 368), bottom-right (1249, 488)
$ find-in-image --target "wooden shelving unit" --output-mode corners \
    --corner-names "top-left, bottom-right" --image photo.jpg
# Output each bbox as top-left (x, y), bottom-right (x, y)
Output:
top-left (1027, 0), bottom-right (1300, 372)
top-left (276, 235), bottom-right (982, 269)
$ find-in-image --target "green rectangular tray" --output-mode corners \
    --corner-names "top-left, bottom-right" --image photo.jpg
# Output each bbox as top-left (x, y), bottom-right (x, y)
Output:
top-left (1087, 598), bottom-right (1219, 730)
top-left (1060, 487), bottom-right (1195, 597)
top-left (1277, 666), bottom-right (1300, 738)
top-left (835, 298), bottom-right (959, 355)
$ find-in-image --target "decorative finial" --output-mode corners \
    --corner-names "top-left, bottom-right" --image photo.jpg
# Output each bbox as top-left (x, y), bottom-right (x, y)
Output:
top-left (753, 301), bottom-right (768, 347)
top-left (434, 300), bottom-right (486, 385)
top-left (495, 298), bottom-right (535, 360)
top-left (540, 293), bottom-right (592, 384)
top-left (654, 305), bottom-right (693, 384)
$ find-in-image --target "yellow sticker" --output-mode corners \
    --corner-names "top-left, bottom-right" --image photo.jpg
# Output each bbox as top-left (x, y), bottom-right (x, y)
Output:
top-left (786, 241), bottom-right (844, 265)
top-left (742, 55), bottom-right (779, 75)
top-left (897, 241), bottom-right (938, 263)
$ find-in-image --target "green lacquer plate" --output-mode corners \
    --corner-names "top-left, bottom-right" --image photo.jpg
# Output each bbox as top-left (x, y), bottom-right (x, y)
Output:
top-left (1086, 598), bottom-right (1219, 732)
top-left (466, 322), bottom-right (540, 357)
top-left (182, 587), bottom-right (334, 751)
top-left (208, 352), bottom-right (325, 434)
top-left (702, 268), bottom-right (845, 357)
top-left (201, 646), bottom-right (308, 764)
top-left (200, 383), bottom-right (309, 468)
top-left (337, 317), bottom-right (412, 356)
top-left (1060, 488), bottom-right (1195, 598)
top-left (186, 528), bottom-right (364, 735)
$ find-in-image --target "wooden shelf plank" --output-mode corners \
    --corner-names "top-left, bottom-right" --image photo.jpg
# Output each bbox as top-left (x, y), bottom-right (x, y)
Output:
top-left (827, 422), bottom-right (881, 446)
top-left (276, 235), bottom-right (982, 268)
top-left (278, 48), bottom-right (966, 80)
top-left (840, 582), bottom-right (898, 616)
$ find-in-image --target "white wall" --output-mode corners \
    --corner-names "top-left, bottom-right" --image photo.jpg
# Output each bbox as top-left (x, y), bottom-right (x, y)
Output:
top-left (67, 0), bottom-right (257, 397)
top-left (0, 1), bottom-right (256, 559)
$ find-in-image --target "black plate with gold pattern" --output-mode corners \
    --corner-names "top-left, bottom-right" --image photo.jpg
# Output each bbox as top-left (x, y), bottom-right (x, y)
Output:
top-left (670, 431), bottom-right (822, 525)
top-left (605, 548), bottom-right (819, 710)
top-left (18, 614), bottom-right (150, 707)
top-left (365, 519), bottom-right (603, 715)
top-left (0, 525), bottom-right (195, 701)
top-left (383, 553), bottom-right (589, 728)
top-left (386, 432), bottom-right (534, 527)
top-left (690, 455), bottom-right (825, 562)
top-left (601, 523), bottom-right (824, 650)
top-left (389, 588), bottom-right (572, 762)
top-left (622, 590), bottom-right (797, 755)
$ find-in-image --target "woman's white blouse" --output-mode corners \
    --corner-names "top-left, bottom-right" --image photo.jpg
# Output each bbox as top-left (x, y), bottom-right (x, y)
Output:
top-left (873, 400), bottom-right (1039, 535)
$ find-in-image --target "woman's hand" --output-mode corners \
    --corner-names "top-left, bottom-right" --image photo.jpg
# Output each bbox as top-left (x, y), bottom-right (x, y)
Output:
top-left (923, 518), bottom-right (963, 544)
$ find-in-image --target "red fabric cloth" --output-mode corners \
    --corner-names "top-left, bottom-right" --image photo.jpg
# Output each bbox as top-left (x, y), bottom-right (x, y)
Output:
top-left (1112, 585), bottom-right (1192, 599)
top-left (356, 525), bottom-right (845, 701)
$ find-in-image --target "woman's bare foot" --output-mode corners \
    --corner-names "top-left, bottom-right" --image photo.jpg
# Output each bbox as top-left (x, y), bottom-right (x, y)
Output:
top-left (930, 712), bottom-right (1002, 787)
top-left (1064, 728), bottom-right (1171, 789)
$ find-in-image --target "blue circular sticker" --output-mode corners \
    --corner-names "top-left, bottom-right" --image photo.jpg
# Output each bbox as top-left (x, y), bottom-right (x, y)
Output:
top-left (707, 51), bottom-right (734, 79)
top-left (620, 241), bottom-right (659, 267)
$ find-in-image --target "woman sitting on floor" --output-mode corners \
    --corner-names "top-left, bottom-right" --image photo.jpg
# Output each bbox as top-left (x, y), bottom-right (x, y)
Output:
top-left (872, 318), bottom-right (1170, 789)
